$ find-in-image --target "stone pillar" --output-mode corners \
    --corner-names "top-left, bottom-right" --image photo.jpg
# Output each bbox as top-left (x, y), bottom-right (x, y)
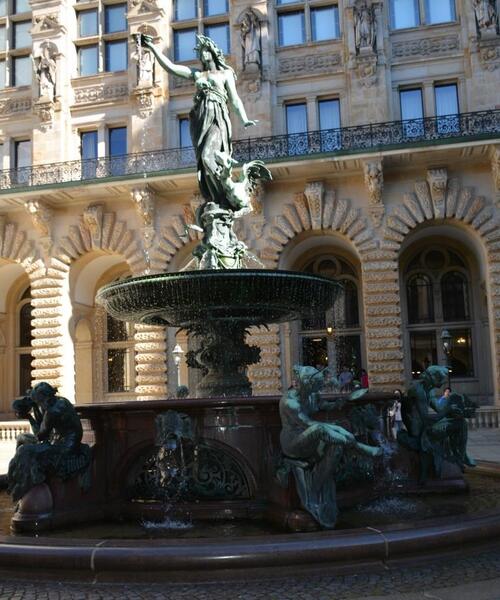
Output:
top-left (247, 325), bottom-right (282, 396)
top-left (134, 323), bottom-right (168, 401)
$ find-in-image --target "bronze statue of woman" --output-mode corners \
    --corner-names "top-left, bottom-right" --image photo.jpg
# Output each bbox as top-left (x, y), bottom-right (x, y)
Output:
top-left (140, 34), bottom-right (257, 207)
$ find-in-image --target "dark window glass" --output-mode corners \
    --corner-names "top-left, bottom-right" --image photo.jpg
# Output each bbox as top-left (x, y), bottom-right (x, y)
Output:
top-left (109, 127), bottom-right (127, 156)
top-left (105, 39), bottom-right (127, 71)
top-left (174, 28), bottom-right (197, 61)
top-left (204, 0), bottom-right (228, 16)
top-left (302, 337), bottom-right (328, 369)
top-left (319, 99), bottom-right (341, 151)
top-left (400, 89), bottom-right (424, 138)
top-left (13, 21), bottom-right (30, 48)
top-left (14, 140), bottom-right (31, 169)
top-left (19, 353), bottom-right (32, 395)
top-left (278, 11), bottom-right (305, 46)
top-left (19, 301), bottom-right (32, 346)
top-left (449, 329), bottom-right (474, 378)
top-left (390, 0), bottom-right (420, 29)
top-left (339, 280), bottom-right (360, 328)
top-left (311, 6), bottom-right (340, 41)
top-left (175, 0), bottom-right (197, 20)
top-left (107, 314), bottom-right (128, 342)
top-left (277, 0), bottom-right (300, 3)
top-left (79, 45), bottom-right (99, 75)
top-left (435, 84), bottom-right (459, 134)
top-left (441, 272), bottom-right (470, 321)
top-left (410, 331), bottom-right (437, 379)
top-left (286, 103), bottom-right (308, 156)
top-left (407, 274), bottom-right (434, 324)
top-left (105, 4), bottom-right (127, 33)
top-left (14, 0), bottom-right (30, 13)
top-left (107, 348), bottom-right (129, 392)
top-left (79, 9), bottom-right (98, 37)
top-left (425, 0), bottom-right (455, 24)
top-left (205, 23), bottom-right (229, 54)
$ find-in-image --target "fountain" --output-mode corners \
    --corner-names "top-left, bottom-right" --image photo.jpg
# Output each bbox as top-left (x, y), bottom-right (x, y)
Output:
top-left (1, 33), bottom-right (498, 583)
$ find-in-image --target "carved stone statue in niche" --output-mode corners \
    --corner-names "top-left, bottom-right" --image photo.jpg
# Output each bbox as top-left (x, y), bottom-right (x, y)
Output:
top-left (473, 0), bottom-right (498, 32)
top-left (354, 0), bottom-right (376, 53)
top-left (240, 9), bottom-right (261, 73)
top-left (33, 43), bottom-right (57, 101)
top-left (133, 44), bottom-right (154, 86)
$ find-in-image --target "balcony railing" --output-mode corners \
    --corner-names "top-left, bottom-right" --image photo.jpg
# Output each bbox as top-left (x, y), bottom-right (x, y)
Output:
top-left (1, 109), bottom-right (499, 192)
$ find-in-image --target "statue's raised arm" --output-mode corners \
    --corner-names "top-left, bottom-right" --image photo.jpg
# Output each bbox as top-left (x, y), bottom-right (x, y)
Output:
top-left (138, 34), bottom-right (195, 80)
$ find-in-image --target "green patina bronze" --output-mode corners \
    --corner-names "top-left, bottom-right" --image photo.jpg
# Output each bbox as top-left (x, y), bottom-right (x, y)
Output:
top-left (7, 382), bottom-right (91, 502)
top-left (139, 33), bottom-right (271, 269)
top-left (277, 366), bottom-right (382, 529)
top-left (397, 365), bottom-right (477, 483)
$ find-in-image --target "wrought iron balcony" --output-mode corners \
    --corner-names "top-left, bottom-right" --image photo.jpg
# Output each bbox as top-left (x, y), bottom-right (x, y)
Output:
top-left (1, 109), bottom-right (499, 192)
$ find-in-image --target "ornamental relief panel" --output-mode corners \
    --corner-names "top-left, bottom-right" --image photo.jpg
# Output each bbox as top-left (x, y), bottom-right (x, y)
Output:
top-left (392, 34), bottom-right (460, 62)
top-left (74, 83), bottom-right (128, 105)
top-left (278, 52), bottom-right (342, 78)
top-left (0, 98), bottom-right (31, 116)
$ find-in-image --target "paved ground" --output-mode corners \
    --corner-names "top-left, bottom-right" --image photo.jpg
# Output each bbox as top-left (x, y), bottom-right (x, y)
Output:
top-left (468, 428), bottom-right (500, 463)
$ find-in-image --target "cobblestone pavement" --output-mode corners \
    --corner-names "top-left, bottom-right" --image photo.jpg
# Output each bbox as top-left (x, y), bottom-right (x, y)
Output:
top-left (1, 544), bottom-right (500, 600)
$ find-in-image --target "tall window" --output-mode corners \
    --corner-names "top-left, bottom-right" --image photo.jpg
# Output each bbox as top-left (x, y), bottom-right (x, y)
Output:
top-left (435, 83), bottom-right (459, 134)
top-left (277, 1), bottom-right (340, 47)
top-left (390, 0), bottom-right (456, 29)
top-left (108, 126), bottom-right (127, 176)
top-left (400, 88), bottom-right (424, 138)
top-left (104, 314), bottom-right (134, 393)
top-left (0, 0), bottom-right (32, 87)
top-left (179, 116), bottom-right (195, 164)
top-left (17, 286), bottom-right (32, 395)
top-left (404, 247), bottom-right (475, 380)
top-left (81, 130), bottom-right (98, 179)
top-left (424, 0), bottom-right (456, 24)
top-left (286, 102), bottom-right (308, 156)
top-left (13, 139), bottom-right (30, 184)
top-left (300, 256), bottom-right (363, 378)
top-left (390, 0), bottom-right (420, 29)
top-left (75, 1), bottom-right (128, 76)
top-left (173, 0), bottom-right (230, 61)
top-left (318, 98), bottom-right (341, 151)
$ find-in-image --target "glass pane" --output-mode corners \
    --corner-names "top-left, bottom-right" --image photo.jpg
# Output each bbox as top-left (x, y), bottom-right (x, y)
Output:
top-left (19, 353), bottom-right (32, 396)
top-left (19, 302), bottom-right (32, 346)
top-left (302, 337), bottom-right (328, 369)
top-left (400, 89), bottom-right (424, 138)
top-left (79, 45), bottom-right (98, 75)
top-left (179, 118), bottom-right (191, 147)
top-left (204, 0), bottom-right (228, 16)
top-left (336, 280), bottom-right (359, 328)
top-left (435, 84), bottom-right (459, 134)
top-left (410, 331), bottom-right (437, 379)
top-left (0, 0), bottom-right (6, 17)
top-left (107, 348), bottom-right (130, 392)
top-left (335, 335), bottom-right (362, 379)
top-left (81, 131), bottom-right (98, 160)
top-left (13, 21), bottom-right (31, 49)
top-left (14, 0), bottom-right (30, 13)
top-left (0, 26), bottom-right (6, 51)
top-left (205, 23), bottom-right (229, 54)
top-left (105, 40), bottom-right (128, 71)
top-left (0, 61), bottom-right (5, 90)
top-left (425, 0), bottom-right (455, 24)
top-left (105, 4), bottom-right (127, 33)
top-left (15, 140), bottom-right (30, 168)
top-left (277, 0), bottom-right (300, 3)
top-left (79, 10), bottom-right (98, 37)
top-left (107, 314), bottom-right (128, 342)
top-left (311, 6), bottom-right (340, 41)
top-left (441, 272), bottom-right (469, 321)
top-left (109, 127), bottom-right (127, 156)
top-left (286, 103), bottom-right (308, 156)
top-left (449, 329), bottom-right (474, 378)
top-left (319, 99), bottom-right (341, 151)
top-left (278, 11), bottom-right (305, 46)
top-left (391, 0), bottom-right (420, 29)
top-left (407, 274), bottom-right (434, 324)
top-left (14, 56), bottom-right (32, 86)
top-left (176, 0), bottom-right (197, 20)
top-left (174, 28), bottom-right (197, 61)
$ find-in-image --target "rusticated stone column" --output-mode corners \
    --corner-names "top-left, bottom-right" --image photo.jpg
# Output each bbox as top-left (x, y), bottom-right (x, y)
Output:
top-left (247, 325), bottom-right (282, 396)
top-left (134, 323), bottom-right (168, 400)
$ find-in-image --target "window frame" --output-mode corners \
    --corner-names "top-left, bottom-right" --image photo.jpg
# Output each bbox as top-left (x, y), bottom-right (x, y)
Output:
top-left (0, 0), bottom-right (32, 88)
top-left (103, 314), bottom-right (134, 394)
top-left (277, 1), bottom-right (341, 48)
top-left (390, 0), bottom-right (457, 31)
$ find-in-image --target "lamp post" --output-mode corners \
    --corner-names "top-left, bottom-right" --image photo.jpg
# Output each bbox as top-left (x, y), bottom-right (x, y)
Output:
top-left (441, 329), bottom-right (452, 388)
top-left (172, 343), bottom-right (184, 388)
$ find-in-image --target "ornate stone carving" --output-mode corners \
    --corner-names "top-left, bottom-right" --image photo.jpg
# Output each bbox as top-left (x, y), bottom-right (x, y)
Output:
top-left (32, 14), bottom-right (65, 34)
top-left (128, 0), bottom-right (161, 15)
top-left (392, 35), bottom-right (460, 60)
top-left (0, 98), bottom-right (31, 116)
top-left (33, 100), bottom-right (55, 131)
top-left (74, 84), bottom-right (128, 105)
top-left (132, 33), bottom-right (155, 87)
top-left (278, 53), bottom-right (341, 77)
top-left (303, 182), bottom-right (324, 231)
top-left (427, 168), bottom-right (448, 218)
top-left (355, 52), bottom-right (377, 86)
top-left (25, 200), bottom-right (53, 253)
top-left (473, 0), bottom-right (498, 36)
top-left (131, 186), bottom-right (155, 228)
top-left (363, 160), bottom-right (383, 205)
top-left (240, 8), bottom-right (262, 74)
top-left (479, 40), bottom-right (500, 70)
top-left (34, 42), bottom-right (57, 101)
top-left (354, 0), bottom-right (376, 54)
top-left (133, 86), bottom-right (154, 118)
top-left (83, 204), bottom-right (104, 249)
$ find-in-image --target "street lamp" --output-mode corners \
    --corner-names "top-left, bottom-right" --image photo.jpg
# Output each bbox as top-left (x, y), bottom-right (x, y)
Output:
top-left (441, 329), bottom-right (452, 388)
top-left (172, 343), bottom-right (184, 388)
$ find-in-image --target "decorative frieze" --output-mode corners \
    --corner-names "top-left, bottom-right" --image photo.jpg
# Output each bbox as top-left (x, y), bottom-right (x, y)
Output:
top-left (0, 98), bottom-right (31, 116)
top-left (392, 35), bottom-right (460, 61)
top-left (479, 40), bottom-right (500, 71)
top-left (74, 84), bottom-right (128, 105)
top-left (278, 53), bottom-right (341, 77)
top-left (32, 14), bottom-right (65, 35)
top-left (25, 200), bottom-right (53, 256)
top-left (426, 168), bottom-right (448, 218)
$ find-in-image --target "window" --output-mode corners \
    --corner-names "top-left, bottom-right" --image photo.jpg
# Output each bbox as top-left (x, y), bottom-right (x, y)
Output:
top-left (13, 0), bottom-right (29, 14)
top-left (0, 1), bottom-right (32, 87)
top-left (425, 0), bottom-right (455, 24)
top-left (0, 25), bottom-right (6, 50)
top-left (17, 286), bottom-right (32, 395)
top-left (179, 118), bottom-right (191, 148)
top-left (173, 0), bottom-right (229, 61)
top-left (410, 331), bottom-right (437, 378)
top-left (0, 0), bottom-right (6, 16)
top-left (286, 102), bottom-right (308, 155)
top-left (319, 99), bottom-right (341, 151)
top-left (449, 329), bottom-right (474, 378)
top-left (12, 55), bottom-right (30, 86)
top-left (75, 2), bottom-right (128, 75)
top-left (435, 83), bottom-right (459, 134)
top-left (81, 130), bottom-right (98, 179)
top-left (108, 126), bottom-right (127, 176)
top-left (400, 88), bottom-right (424, 138)
top-left (277, 1), bottom-right (340, 47)
top-left (105, 314), bottom-right (133, 393)
top-left (12, 19), bottom-right (29, 47)
top-left (441, 272), bottom-right (469, 321)
top-left (175, 0), bottom-right (197, 20)
top-left (0, 60), bottom-right (5, 89)
top-left (407, 274), bottom-right (434, 323)
top-left (390, 0), bottom-right (420, 29)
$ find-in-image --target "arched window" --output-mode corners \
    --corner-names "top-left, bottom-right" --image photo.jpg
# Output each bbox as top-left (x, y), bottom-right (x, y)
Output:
top-left (441, 271), bottom-right (470, 321)
top-left (104, 313), bottom-right (134, 393)
top-left (17, 286), bottom-right (32, 394)
top-left (407, 274), bottom-right (434, 324)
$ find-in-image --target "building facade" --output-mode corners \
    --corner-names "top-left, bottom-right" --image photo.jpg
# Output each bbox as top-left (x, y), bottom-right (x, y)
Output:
top-left (0, 0), bottom-right (498, 415)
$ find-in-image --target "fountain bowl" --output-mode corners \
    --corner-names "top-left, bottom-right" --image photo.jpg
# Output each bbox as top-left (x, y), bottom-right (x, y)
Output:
top-left (96, 269), bottom-right (341, 327)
